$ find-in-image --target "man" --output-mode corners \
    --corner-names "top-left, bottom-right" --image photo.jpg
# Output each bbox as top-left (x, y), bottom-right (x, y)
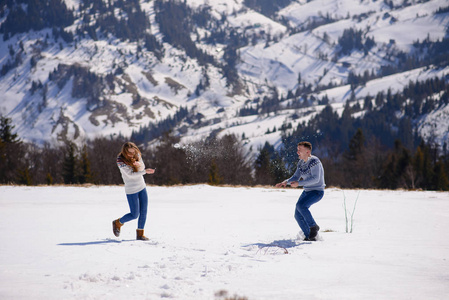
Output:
top-left (276, 141), bottom-right (325, 241)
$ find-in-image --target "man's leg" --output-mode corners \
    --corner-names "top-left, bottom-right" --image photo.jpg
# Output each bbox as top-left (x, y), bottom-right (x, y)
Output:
top-left (296, 190), bottom-right (324, 238)
top-left (294, 207), bottom-right (310, 238)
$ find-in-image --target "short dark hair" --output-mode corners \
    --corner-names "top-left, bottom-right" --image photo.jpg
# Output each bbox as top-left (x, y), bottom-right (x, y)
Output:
top-left (298, 141), bottom-right (312, 151)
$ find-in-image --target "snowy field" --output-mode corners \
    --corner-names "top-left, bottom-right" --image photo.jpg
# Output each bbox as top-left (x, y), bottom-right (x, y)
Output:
top-left (0, 185), bottom-right (448, 300)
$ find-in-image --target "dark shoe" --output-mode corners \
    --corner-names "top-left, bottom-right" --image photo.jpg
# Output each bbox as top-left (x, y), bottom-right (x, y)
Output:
top-left (304, 237), bottom-right (315, 241)
top-left (136, 229), bottom-right (149, 241)
top-left (309, 225), bottom-right (320, 240)
top-left (112, 219), bottom-right (123, 237)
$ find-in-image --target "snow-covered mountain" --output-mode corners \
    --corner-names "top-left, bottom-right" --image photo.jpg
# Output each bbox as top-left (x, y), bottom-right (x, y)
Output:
top-left (1, 0), bottom-right (448, 154)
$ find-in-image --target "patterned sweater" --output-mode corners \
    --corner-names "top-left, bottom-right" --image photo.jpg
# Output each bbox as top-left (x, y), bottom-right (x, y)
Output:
top-left (117, 154), bottom-right (147, 194)
top-left (286, 155), bottom-right (326, 191)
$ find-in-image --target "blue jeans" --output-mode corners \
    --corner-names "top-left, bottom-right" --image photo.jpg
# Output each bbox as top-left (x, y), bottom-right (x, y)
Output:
top-left (294, 190), bottom-right (324, 238)
top-left (119, 188), bottom-right (148, 229)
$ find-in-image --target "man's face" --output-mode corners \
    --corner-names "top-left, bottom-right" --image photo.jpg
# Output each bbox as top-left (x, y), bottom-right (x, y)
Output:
top-left (297, 145), bottom-right (310, 160)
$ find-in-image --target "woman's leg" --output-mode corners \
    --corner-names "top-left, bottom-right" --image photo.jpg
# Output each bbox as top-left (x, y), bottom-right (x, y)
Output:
top-left (120, 193), bottom-right (140, 223)
top-left (137, 188), bottom-right (148, 229)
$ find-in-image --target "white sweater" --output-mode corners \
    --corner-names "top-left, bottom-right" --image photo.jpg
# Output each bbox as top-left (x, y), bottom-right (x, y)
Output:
top-left (117, 154), bottom-right (147, 194)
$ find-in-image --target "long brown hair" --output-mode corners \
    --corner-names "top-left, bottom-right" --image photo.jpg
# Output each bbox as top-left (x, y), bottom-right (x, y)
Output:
top-left (119, 142), bottom-right (141, 172)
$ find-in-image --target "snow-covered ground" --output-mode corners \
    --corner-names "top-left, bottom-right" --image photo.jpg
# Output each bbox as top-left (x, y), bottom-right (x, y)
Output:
top-left (0, 185), bottom-right (448, 300)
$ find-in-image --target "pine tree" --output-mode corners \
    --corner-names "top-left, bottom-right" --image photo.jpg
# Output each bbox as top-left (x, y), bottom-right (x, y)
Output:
top-left (378, 140), bottom-right (412, 189)
top-left (255, 146), bottom-right (273, 185)
top-left (208, 160), bottom-right (222, 185)
top-left (46, 173), bottom-right (53, 185)
top-left (62, 141), bottom-right (77, 184)
top-left (269, 152), bottom-right (288, 183)
top-left (17, 167), bottom-right (32, 185)
top-left (413, 141), bottom-right (434, 189)
top-left (433, 161), bottom-right (449, 191)
top-left (343, 128), bottom-right (366, 188)
top-left (345, 128), bottom-right (364, 161)
top-left (78, 145), bottom-right (93, 184)
top-left (0, 116), bottom-right (19, 143)
top-left (0, 116), bottom-right (22, 183)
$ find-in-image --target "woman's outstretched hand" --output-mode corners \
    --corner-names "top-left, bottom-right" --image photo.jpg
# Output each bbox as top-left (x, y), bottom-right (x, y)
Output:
top-left (145, 168), bottom-right (156, 174)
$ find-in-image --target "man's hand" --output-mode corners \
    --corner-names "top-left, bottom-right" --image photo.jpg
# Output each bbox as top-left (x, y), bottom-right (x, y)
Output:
top-left (290, 181), bottom-right (299, 188)
top-left (275, 181), bottom-right (287, 188)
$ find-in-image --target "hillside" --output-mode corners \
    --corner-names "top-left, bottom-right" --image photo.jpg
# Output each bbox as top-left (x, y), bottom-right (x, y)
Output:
top-left (0, 0), bottom-right (448, 156)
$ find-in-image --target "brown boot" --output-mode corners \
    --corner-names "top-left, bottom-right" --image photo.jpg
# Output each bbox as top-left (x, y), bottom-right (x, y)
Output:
top-left (112, 219), bottom-right (123, 237)
top-left (136, 229), bottom-right (149, 241)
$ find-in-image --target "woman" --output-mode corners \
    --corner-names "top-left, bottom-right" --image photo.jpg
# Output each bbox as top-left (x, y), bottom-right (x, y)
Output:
top-left (112, 142), bottom-right (155, 240)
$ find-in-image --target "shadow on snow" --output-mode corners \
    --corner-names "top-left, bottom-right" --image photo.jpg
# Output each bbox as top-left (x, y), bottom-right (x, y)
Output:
top-left (244, 238), bottom-right (311, 249)
top-left (58, 239), bottom-right (134, 246)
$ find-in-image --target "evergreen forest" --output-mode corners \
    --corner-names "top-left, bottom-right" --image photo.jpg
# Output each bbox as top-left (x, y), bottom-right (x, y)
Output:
top-left (0, 0), bottom-right (449, 191)
top-left (1, 75), bottom-right (448, 190)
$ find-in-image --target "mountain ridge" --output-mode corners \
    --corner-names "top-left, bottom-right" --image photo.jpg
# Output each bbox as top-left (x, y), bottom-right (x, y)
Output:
top-left (1, 0), bottom-right (448, 155)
